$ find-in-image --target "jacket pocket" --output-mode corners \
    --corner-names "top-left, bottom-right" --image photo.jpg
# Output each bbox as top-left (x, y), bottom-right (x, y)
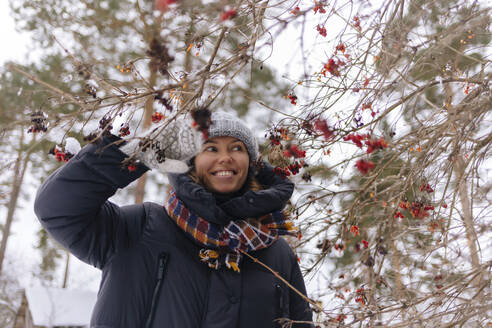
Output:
top-left (144, 252), bottom-right (169, 328)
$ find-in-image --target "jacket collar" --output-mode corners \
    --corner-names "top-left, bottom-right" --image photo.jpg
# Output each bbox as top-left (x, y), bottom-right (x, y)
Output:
top-left (167, 162), bottom-right (294, 226)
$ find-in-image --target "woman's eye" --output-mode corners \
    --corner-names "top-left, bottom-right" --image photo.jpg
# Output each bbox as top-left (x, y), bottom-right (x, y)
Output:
top-left (204, 146), bottom-right (217, 152)
top-left (232, 145), bottom-right (244, 151)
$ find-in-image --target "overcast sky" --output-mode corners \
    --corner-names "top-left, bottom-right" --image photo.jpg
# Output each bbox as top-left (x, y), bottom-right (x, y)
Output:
top-left (0, 2), bottom-right (30, 65)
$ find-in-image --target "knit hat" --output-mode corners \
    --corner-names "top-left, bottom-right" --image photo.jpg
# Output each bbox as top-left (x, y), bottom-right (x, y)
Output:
top-left (207, 111), bottom-right (258, 162)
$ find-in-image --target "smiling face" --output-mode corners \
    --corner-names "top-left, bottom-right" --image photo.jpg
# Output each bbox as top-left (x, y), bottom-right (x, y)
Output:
top-left (194, 136), bottom-right (250, 194)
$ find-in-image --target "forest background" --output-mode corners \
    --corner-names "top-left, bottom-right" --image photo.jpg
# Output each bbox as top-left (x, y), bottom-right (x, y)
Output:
top-left (0, 0), bottom-right (491, 327)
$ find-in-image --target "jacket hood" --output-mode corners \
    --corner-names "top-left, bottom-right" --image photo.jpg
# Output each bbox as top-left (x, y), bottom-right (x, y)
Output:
top-left (167, 162), bottom-right (294, 225)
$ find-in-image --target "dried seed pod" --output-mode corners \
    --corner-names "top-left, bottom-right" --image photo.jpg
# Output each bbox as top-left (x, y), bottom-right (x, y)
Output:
top-left (147, 37), bottom-right (175, 76)
top-left (28, 111), bottom-right (48, 133)
top-left (85, 84), bottom-right (97, 98)
top-left (76, 63), bottom-right (92, 79)
top-left (191, 107), bottom-right (212, 139)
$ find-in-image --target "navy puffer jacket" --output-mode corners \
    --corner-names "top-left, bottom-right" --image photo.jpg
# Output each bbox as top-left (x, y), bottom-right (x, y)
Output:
top-left (34, 136), bottom-right (313, 328)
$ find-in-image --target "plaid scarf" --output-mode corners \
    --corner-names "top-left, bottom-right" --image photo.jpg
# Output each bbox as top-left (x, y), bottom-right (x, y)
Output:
top-left (165, 189), bottom-right (298, 272)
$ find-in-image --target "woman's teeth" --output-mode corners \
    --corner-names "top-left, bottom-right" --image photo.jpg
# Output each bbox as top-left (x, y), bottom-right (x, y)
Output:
top-left (214, 170), bottom-right (234, 176)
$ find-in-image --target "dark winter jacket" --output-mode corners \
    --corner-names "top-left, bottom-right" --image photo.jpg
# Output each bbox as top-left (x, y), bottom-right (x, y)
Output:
top-left (34, 136), bottom-right (313, 328)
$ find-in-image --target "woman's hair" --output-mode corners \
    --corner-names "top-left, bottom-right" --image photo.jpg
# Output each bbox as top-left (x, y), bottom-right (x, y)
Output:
top-left (187, 166), bottom-right (263, 193)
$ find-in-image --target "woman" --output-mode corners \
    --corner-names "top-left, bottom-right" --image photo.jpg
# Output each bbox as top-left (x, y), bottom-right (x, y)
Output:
top-left (34, 111), bottom-right (313, 328)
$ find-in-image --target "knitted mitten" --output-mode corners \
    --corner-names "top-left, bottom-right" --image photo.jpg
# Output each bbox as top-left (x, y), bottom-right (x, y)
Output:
top-left (120, 119), bottom-right (203, 173)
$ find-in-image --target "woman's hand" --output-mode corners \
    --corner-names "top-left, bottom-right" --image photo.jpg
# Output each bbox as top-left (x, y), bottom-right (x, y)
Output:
top-left (120, 118), bottom-right (204, 173)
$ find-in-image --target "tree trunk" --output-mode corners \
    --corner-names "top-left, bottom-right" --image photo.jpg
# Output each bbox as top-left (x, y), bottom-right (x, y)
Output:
top-left (366, 265), bottom-right (378, 324)
top-left (134, 14), bottom-right (161, 204)
top-left (390, 238), bottom-right (403, 299)
top-left (453, 157), bottom-right (481, 280)
top-left (134, 11), bottom-right (197, 203)
top-left (61, 251), bottom-right (70, 288)
top-left (443, 53), bottom-right (482, 287)
top-left (134, 68), bottom-right (156, 204)
top-left (0, 131), bottom-right (29, 275)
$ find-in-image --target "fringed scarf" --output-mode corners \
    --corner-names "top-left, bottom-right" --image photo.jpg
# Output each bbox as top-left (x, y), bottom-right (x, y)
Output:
top-left (165, 189), bottom-right (298, 272)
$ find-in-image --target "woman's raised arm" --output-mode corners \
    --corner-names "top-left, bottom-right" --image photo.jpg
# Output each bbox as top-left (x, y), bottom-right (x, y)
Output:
top-left (34, 135), bottom-right (149, 269)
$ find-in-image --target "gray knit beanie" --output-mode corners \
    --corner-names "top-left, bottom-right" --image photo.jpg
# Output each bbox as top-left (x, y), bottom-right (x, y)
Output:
top-left (208, 111), bottom-right (258, 162)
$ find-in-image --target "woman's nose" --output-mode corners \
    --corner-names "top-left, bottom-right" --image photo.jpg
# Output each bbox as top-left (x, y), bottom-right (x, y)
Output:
top-left (217, 150), bottom-right (233, 163)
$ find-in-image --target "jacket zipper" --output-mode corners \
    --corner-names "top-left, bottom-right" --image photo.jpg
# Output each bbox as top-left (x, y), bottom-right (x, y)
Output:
top-left (275, 283), bottom-right (284, 327)
top-left (199, 268), bottom-right (212, 327)
top-left (145, 252), bottom-right (169, 328)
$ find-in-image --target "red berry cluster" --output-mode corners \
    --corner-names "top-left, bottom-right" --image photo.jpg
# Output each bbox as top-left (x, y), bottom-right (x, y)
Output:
top-left (49, 145), bottom-right (74, 163)
top-left (321, 58), bottom-right (345, 77)
top-left (314, 119), bottom-right (334, 140)
top-left (335, 43), bottom-right (346, 54)
top-left (313, 2), bottom-right (326, 14)
top-left (344, 133), bottom-right (368, 148)
top-left (365, 137), bottom-right (388, 154)
top-left (393, 211), bottom-right (404, 219)
top-left (350, 225), bottom-right (359, 236)
top-left (288, 161), bottom-right (303, 175)
top-left (355, 159), bottom-right (374, 175)
top-left (428, 219), bottom-right (442, 232)
top-left (355, 240), bottom-right (369, 253)
top-left (344, 133), bottom-right (388, 154)
top-left (355, 287), bottom-right (366, 306)
top-left (361, 102), bottom-right (372, 111)
top-left (334, 243), bottom-right (345, 251)
top-left (127, 164), bottom-right (137, 172)
top-left (155, 0), bottom-right (178, 13)
top-left (119, 123), bottom-right (130, 137)
top-left (288, 93), bottom-right (297, 105)
top-left (399, 201), bottom-right (410, 210)
top-left (151, 112), bottom-right (164, 123)
top-left (420, 183), bottom-right (434, 193)
top-left (316, 25), bottom-right (327, 37)
top-left (273, 166), bottom-right (289, 179)
top-left (220, 7), bottom-right (237, 21)
top-left (269, 135), bottom-right (280, 146)
top-left (353, 16), bottom-right (361, 31)
top-left (54, 149), bottom-right (68, 162)
top-left (283, 144), bottom-right (306, 158)
top-left (331, 314), bottom-right (346, 323)
top-left (273, 161), bottom-right (304, 179)
top-left (409, 202), bottom-right (434, 219)
top-left (290, 6), bottom-right (300, 15)
top-left (268, 127), bottom-right (289, 145)
top-left (361, 102), bottom-right (377, 118)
